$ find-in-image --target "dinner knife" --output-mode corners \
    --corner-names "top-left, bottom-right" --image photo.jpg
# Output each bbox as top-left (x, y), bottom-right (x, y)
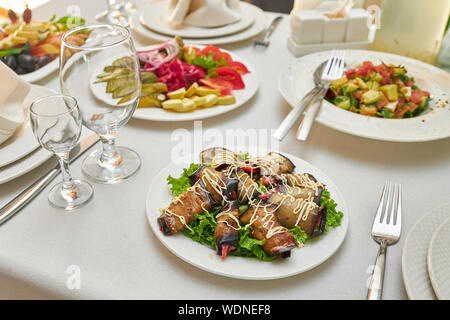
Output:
top-left (0, 133), bottom-right (100, 225)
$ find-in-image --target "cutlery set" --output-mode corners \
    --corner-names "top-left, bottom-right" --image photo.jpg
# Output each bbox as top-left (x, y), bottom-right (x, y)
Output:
top-left (273, 49), bottom-right (345, 141)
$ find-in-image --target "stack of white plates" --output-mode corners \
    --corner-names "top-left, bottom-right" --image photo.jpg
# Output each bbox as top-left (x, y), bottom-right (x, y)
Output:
top-left (0, 85), bottom-right (56, 184)
top-left (402, 203), bottom-right (450, 300)
top-left (128, 1), bottom-right (267, 45)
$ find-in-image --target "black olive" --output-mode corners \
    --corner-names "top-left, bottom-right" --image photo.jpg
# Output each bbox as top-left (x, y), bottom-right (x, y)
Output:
top-left (23, 42), bottom-right (31, 55)
top-left (17, 54), bottom-right (37, 71)
top-left (15, 66), bottom-right (27, 74)
top-left (5, 55), bottom-right (17, 70)
top-left (36, 55), bottom-right (52, 68)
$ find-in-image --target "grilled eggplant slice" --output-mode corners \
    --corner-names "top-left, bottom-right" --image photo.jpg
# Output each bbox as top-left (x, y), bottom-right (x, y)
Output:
top-left (256, 152), bottom-right (295, 176)
top-left (280, 173), bottom-right (324, 204)
top-left (199, 147), bottom-right (236, 171)
top-left (158, 180), bottom-right (218, 235)
top-left (268, 191), bottom-right (327, 237)
top-left (229, 167), bottom-right (260, 204)
top-left (214, 201), bottom-right (240, 259)
top-left (240, 205), bottom-right (298, 258)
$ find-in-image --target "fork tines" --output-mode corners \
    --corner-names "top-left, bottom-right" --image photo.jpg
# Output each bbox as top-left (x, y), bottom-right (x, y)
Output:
top-left (372, 182), bottom-right (402, 241)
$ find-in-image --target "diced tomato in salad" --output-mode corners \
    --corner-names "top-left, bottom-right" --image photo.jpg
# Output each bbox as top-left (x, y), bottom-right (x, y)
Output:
top-left (326, 61), bottom-right (430, 119)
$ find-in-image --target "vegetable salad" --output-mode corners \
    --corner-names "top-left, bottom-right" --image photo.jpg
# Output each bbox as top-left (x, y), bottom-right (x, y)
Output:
top-left (326, 61), bottom-right (430, 119)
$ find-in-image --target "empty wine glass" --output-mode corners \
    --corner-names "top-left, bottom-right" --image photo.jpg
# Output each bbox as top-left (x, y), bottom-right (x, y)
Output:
top-left (30, 94), bottom-right (93, 210)
top-left (60, 24), bottom-right (142, 184)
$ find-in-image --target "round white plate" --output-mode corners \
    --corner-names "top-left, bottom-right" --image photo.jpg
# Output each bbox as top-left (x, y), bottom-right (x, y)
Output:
top-left (146, 148), bottom-right (349, 280)
top-left (140, 1), bottom-right (255, 39)
top-left (427, 216), bottom-right (450, 300)
top-left (278, 50), bottom-right (450, 142)
top-left (0, 128), bottom-right (91, 185)
top-left (19, 58), bottom-right (59, 83)
top-left (402, 203), bottom-right (450, 300)
top-left (132, 45), bottom-right (258, 122)
top-left (0, 85), bottom-right (57, 168)
top-left (129, 6), bottom-right (266, 45)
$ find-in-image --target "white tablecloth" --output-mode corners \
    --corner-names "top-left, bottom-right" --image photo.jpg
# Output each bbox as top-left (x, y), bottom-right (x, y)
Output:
top-left (1, 0), bottom-right (449, 300)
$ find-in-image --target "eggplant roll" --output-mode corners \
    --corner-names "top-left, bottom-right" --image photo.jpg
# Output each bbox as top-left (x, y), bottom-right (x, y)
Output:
top-left (255, 152), bottom-right (295, 176)
top-left (188, 165), bottom-right (237, 203)
top-left (214, 201), bottom-right (240, 258)
top-left (279, 173), bottom-right (324, 205)
top-left (199, 147), bottom-right (236, 171)
top-left (229, 167), bottom-right (260, 204)
top-left (268, 192), bottom-right (327, 238)
top-left (240, 205), bottom-right (298, 258)
top-left (158, 180), bottom-right (218, 235)
top-left (276, 184), bottom-right (321, 206)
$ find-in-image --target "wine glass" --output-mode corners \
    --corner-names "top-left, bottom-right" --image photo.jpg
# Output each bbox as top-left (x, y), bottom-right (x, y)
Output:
top-left (60, 24), bottom-right (142, 184)
top-left (30, 94), bottom-right (94, 210)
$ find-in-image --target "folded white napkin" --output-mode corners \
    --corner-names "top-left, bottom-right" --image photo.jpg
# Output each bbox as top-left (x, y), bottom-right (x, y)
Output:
top-left (167, 0), bottom-right (241, 28)
top-left (0, 61), bottom-right (30, 145)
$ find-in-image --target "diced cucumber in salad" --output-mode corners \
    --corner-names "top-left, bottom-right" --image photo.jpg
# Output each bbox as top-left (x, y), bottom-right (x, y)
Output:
top-left (326, 61), bottom-right (430, 119)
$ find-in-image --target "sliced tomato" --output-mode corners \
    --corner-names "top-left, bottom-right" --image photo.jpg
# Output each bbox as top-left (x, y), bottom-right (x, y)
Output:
top-left (200, 78), bottom-right (233, 95)
top-left (229, 61), bottom-right (249, 74)
top-left (201, 45), bottom-right (221, 55)
top-left (201, 45), bottom-right (232, 64)
top-left (215, 66), bottom-right (245, 90)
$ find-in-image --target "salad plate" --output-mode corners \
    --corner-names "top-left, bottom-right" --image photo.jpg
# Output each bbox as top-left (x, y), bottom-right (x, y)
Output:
top-left (132, 45), bottom-right (258, 122)
top-left (139, 1), bottom-right (256, 39)
top-left (146, 147), bottom-right (349, 280)
top-left (0, 85), bottom-right (56, 168)
top-left (427, 216), bottom-right (450, 300)
top-left (129, 6), bottom-right (267, 46)
top-left (402, 203), bottom-right (450, 300)
top-left (278, 50), bottom-right (450, 142)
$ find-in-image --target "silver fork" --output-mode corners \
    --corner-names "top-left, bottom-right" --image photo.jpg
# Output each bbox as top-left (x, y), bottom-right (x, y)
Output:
top-left (273, 49), bottom-right (345, 141)
top-left (296, 49), bottom-right (345, 140)
top-left (253, 16), bottom-right (283, 48)
top-left (367, 182), bottom-right (402, 300)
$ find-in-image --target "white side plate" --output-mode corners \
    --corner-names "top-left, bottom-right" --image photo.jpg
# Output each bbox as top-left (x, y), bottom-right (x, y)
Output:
top-left (139, 1), bottom-right (256, 39)
top-left (0, 85), bottom-right (57, 168)
top-left (427, 216), bottom-right (450, 300)
top-left (402, 203), bottom-right (450, 300)
top-left (129, 6), bottom-right (267, 46)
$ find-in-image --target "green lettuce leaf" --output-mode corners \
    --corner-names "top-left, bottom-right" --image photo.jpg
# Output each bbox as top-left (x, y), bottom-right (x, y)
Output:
top-left (166, 163), bottom-right (200, 197)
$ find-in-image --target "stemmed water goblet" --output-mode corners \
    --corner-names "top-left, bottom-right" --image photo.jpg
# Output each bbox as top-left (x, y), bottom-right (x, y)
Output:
top-left (60, 24), bottom-right (142, 184)
top-left (29, 94), bottom-right (94, 210)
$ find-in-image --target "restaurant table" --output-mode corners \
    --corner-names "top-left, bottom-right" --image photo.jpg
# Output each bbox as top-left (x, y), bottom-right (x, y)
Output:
top-left (1, 0), bottom-right (449, 300)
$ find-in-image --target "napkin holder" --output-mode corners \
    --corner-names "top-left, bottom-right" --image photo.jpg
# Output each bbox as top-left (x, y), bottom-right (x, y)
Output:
top-left (288, 8), bottom-right (377, 57)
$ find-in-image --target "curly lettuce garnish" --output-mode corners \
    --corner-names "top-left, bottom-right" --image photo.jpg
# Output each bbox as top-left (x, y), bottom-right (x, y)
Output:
top-left (167, 163), bottom-right (343, 261)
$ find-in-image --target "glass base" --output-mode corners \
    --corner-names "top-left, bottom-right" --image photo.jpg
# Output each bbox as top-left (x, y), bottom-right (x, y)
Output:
top-left (82, 146), bottom-right (141, 184)
top-left (48, 180), bottom-right (93, 210)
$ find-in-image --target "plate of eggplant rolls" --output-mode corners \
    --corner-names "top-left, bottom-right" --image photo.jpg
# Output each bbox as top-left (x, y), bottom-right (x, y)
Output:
top-left (146, 147), bottom-right (349, 280)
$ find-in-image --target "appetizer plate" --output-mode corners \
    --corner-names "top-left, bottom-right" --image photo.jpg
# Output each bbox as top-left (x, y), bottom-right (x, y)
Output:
top-left (278, 50), bottom-right (450, 142)
top-left (132, 45), bottom-right (258, 122)
top-left (146, 148), bottom-right (349, 280)
top-left (427, 216), bottom-right (450, 300)
top-left (402, 203), bottom-right (450, 300)
top-left (129, 6), bottom-right (267, 46)
top-left (0, 85), bottom-right (56, 168)
top-left (19, 58), bottom-right (59, 83)
top-left (140, 1), bottom-right (256, 39)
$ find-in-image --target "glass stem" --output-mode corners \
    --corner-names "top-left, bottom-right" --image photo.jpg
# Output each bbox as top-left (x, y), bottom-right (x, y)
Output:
top-left (57, 151), bottom-right (77, 201)
top-left (98, 133), bottom-right (123, 170)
